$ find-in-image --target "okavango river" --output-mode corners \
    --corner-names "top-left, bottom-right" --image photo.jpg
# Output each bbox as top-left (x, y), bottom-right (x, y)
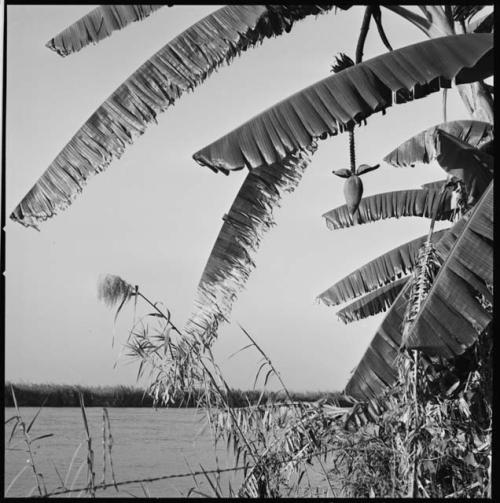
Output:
top-left (5, 407), bottom-right (238, 497)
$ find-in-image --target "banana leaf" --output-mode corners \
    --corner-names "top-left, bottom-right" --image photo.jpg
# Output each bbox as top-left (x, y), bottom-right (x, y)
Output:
top-left (322, 188), bottom-right (455, 231)
top-left (344, 281), bottom-right (410, 400)
top-left (434, 129), bottom-right (493, 205)
top-left (383, 120), bottom-right (493, 168)
top-left (336, 277), bottom-right (409, 324)
top-left (46, 5), bottom-right (167, 56)
top-left (404, 182), bottom-right (493, 358)
top-left (421, 180), bottom-right (447, 190)
top-left (10, 5), bottom-right (336, 229)
top-left (183, 149), bottom-right (314, 340)
top-left (193, 34), bottom-right (493, 173)
top-left (318, 229), bottom-right (447, 307)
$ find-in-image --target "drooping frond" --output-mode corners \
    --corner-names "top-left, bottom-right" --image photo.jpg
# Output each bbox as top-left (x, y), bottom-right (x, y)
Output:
top-left (383, 120), bottom-right (493, 168)
top-left (322, 188), bottom-right (455, 231)
top-left (434, 129), bottom-right (493, 205)
top-left (404, 182), bottom-right (493, 358)
top-left (344, 282), bottom-right (411, 400)
top-left (10, 5), bottom-right (338, 229)
top-left (318, 229), bottom-right (447, 307)
top-left (336, 277), bottom-right (409, 324)
top-left (184, 148), bottom-right (315, 342)
top-left (46, 5), bottom-right (167, 56)
top-left (193, 34), bottom-right (493, 174)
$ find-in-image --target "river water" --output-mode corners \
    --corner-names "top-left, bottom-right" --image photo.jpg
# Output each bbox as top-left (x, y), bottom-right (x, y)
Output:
top-left (5, 407), bottom-right (238, 497)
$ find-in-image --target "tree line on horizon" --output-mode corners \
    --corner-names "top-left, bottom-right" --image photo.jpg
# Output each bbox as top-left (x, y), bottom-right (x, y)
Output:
top-left (4, 382), bottom-right (346, 408)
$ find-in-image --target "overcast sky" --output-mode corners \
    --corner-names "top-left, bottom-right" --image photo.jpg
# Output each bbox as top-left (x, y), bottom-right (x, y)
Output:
top-left (6, 5), bottom-right (474, 392)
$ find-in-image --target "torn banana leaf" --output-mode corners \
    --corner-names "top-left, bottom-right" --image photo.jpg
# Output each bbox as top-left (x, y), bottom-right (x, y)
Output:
top-left (336, 277), bottom-right (410, 324)
top-left (404, 182), bottom-right (493, 358)
top-left (184, 148), bottom-right (315, 341)
top-left (344, 184), bottom-right (492, 400)
top-left (344, 281), bottom-right (410, 400)
top-left (194, 34), bottom-right (493, 173)
top-left (434, 129), bottom-right (493, 205)
top-left (383, 120), bottom-right (493, 168)
top-left (322, 187), bottom-right (455, 231)
top-left (46, 5), bottom-right (168, 56)
top-left (318, 229), bottom-right (447, 307)
top-left (11, 5), bottom-right (336, 229)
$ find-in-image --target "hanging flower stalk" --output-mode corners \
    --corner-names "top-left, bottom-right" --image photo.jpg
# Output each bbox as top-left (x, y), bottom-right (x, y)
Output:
top-left (331, 6), bottom-right (392, 216)
top-left (330, 52), bottom-right (379, 216)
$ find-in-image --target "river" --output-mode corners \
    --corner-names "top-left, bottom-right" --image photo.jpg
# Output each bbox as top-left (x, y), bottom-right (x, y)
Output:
top-left (5, 407), bottom-right (238, 497)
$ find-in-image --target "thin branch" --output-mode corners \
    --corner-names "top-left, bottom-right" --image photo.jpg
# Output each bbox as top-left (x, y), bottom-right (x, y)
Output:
top-left (444, 5), bottom-right (453, 26)
top-left (355, 6), bottom-right (373, 64)
top-left (417, 5), bottom-right (431, 21)
top-left (372, 6), bottom-right (393, 52)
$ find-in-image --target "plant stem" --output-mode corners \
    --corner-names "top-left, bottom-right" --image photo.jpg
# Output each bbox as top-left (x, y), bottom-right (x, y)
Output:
top-left (372, 6), bottom-right (393, 51)
top-left (442, 88), bottom-right (448, 123)
top-left (349, 6), bottom-right (373, 177)
top-left (10, 387), bottom-right (45, 496)
top-left (348, 128), bottom-right (356, 174)
top-left (410, 349), bottom-right (419, 498)
top-left (355, 6), bottom-right (373, 64)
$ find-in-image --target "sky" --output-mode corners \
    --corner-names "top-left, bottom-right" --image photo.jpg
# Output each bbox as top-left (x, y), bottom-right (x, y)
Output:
top-left (5, 5), bottom-right (478, 392)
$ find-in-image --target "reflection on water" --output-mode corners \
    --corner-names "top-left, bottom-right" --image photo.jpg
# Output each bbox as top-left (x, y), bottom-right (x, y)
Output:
top-left (4, 407), bottom-right (237, 497)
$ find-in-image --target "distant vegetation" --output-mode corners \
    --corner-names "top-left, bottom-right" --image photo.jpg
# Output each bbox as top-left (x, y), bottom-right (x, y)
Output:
top-left (4, 382), bottom-right (348, 408)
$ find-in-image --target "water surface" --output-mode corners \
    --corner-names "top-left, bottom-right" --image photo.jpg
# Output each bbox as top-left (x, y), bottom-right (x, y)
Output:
top-left (5, 407), bottom-right (237, 497)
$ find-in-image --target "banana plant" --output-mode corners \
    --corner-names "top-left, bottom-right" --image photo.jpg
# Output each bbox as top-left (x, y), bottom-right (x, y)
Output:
top-left (184, 33), bottom-right (492, 343)
top-left (344, 181), bottom-right (493, 400)
top-left (328, 126), bottom-right (494, 401)
top-left (10, 5), bottom-right (493, 229)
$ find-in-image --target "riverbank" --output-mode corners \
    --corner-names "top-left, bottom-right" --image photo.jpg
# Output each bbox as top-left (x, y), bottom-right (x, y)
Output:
top-left (5, 382), bottom-right (348, 408)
